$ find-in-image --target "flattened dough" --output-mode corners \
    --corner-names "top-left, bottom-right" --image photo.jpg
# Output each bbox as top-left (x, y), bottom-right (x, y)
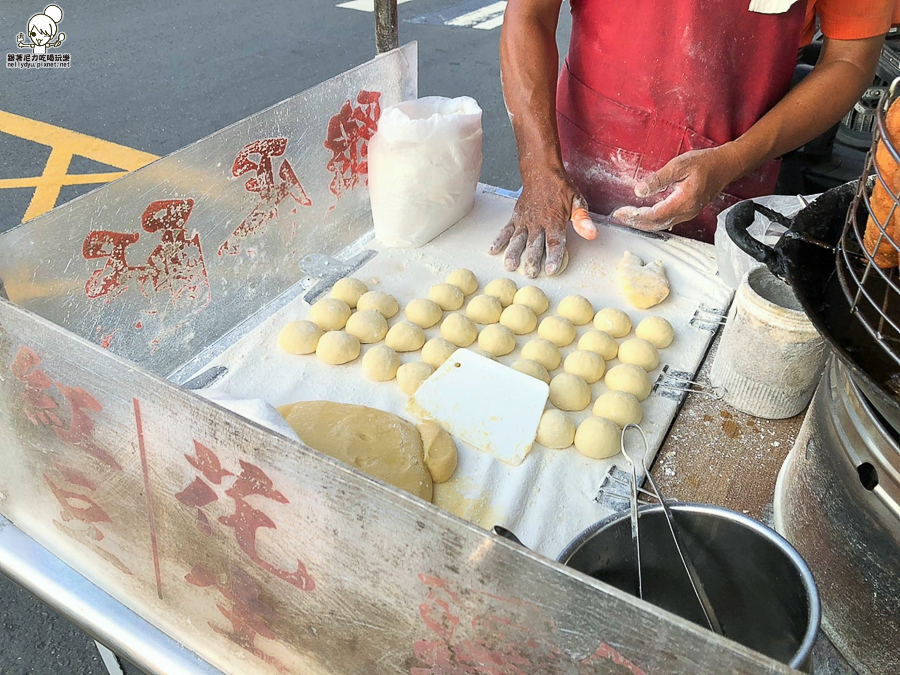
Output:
top-left (279, 401), bottom-right (433, 501)
top-left (417, 420), bottom-right (458, 483)
top-left (616, 251), bottom-right (670, 309)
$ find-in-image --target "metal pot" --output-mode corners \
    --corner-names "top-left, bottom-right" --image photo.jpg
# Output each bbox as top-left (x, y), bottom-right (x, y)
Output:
top-left (774, 358), bottom-right (900, 675)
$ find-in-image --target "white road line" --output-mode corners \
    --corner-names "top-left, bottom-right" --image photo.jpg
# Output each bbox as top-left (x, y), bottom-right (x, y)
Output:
top-left (446, 1), bottom-right (507, 29)
top-left (336, 0), bottom-right (415, 13)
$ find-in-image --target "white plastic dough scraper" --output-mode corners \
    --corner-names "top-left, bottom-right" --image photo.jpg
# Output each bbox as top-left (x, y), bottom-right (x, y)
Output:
top-left (410, 349), bottom-right (549, 466)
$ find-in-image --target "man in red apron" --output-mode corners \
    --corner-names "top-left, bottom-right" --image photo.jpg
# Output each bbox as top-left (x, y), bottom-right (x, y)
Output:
top-left (491, 0), bottom-right (895, 277)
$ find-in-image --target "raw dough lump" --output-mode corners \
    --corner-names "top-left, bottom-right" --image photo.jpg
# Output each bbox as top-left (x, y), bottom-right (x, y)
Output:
top-left (466, 294), bottom-right (503, 324)
top-left (593, 391), bottom-right (643, 427)
top-left (309, 298), bottom-right (352, 331)
top-left (578, 330), bottom-right (618, 361)
top-left (564, 350), bottom-right (606, 384)
top-left (500, 304), bottom-right (538, 335)
top-left (446, 268), bottom-right (478, 296)
top-left (345, 309), bottom-right (389, 344)
top-left (468, 347), bottom-right (496, 361)
top-left (536, 409), bottom-right (576, 449)
top-left (538, 316), bottom-right (576, 347)
top-left (549, 373), bottom-right (591, 411)
top-left (513, 359), bottom-right (551, 384)
top-left (618, 338), bottom-right (660, 371)
top-left (315, 331), bottom-right (360, 365)
top-left (478, 324), bottom-right (516, 357)
top-left (278, 320), bottom-right (323, 354)
top-left (521, 338), bottom-right (561, 371)
top-left (405, 298), bottom-right (443, 329)
top-left (397, 362), bottom-right (435, 395)
top-left (558, 295), bottom-right (594, 325)
top-left (593, 308), bottom-right (632, 338)
top-left (330, 278), bottom-right (368, 308)
top-left (385, 321), bottom-right (426, 352)
top-left (429, 283), bottom-right (465, 311)
top-left (422, 337), bottom-right (457, 368)
top-left (514, 286), bottom-right (549, 315)
top-left (363, 345), bottom-right (401, 381)
top-left (440, 313), bottom-right (478, 347)
top-left (605, 364), bottom-right (652, 401)
top-left (357, 291), bottom-right (399, 319)
top-left (635, 316), bottom-right (675, 349)
top-left (484, 278), bottom-right (517, 307)
top-left (418, 420), bottom-right (458, 483)
top-left (616, 251), bottom-right (670, 309)
top-left (279, 401), bottom-right (432, 501)
top-left (574, 417), bottom-right (621, 460)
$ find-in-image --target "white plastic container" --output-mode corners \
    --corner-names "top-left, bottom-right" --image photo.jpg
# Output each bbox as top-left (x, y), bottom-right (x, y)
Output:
top-left (368, 96), bottom-right (483, 248)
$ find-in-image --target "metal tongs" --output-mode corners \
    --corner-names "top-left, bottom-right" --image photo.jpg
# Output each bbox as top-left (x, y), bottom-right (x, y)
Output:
top-left (621, 424), bottom-right (724, 635)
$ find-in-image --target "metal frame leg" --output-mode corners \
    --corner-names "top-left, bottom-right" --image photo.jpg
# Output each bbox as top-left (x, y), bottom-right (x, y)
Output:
top-left (95, 641), bottom-right (126, 675)
top-left (374, 0), bottom-right (399, 53)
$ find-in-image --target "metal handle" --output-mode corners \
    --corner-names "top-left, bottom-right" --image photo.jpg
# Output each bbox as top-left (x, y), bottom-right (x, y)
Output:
top-left (724, 200), bottom-right (790, 278)
top-left (374, 0), bottom-right (399, 53)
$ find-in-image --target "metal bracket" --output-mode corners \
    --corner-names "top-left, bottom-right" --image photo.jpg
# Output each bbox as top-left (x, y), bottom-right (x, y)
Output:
top-left (300, 250), bottom-right (377, 304)
top-left (689, 305), bottom-right (727, 332)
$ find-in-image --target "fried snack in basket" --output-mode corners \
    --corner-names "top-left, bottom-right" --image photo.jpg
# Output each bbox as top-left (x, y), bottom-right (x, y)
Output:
top-left (864, 100), bottom-right (900, 268)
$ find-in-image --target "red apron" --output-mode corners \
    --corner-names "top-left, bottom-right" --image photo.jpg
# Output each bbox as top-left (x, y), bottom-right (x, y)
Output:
top-left (557, 0), bottom-right (807, 242)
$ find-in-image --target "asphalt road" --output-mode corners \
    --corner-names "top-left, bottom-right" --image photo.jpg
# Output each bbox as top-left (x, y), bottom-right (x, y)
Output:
top-left (0, 1), bottom-right (570, 672)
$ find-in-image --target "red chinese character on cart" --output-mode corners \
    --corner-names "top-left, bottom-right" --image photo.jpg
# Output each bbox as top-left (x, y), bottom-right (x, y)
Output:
top-left (82, 198), bottom-right (210, 311)
top-left (219, 138), bottom-right (313, 256)
top-left (175, 440), bottom-right (316, 591)
top-left (185, 564), bottom-right (289, 673)
top-left (10, 346), bottom-right (131, 575)
top-left (324, 90), bottom-right (381, 202)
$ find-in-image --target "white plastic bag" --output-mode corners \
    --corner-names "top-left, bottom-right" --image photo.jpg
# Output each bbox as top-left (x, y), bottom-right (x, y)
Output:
top-left (368, 96), bottom-right (483, 248)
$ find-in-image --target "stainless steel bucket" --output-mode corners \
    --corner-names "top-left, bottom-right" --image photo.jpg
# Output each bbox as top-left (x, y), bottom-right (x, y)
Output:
top-left (557, 503), bottom-right (820, 670)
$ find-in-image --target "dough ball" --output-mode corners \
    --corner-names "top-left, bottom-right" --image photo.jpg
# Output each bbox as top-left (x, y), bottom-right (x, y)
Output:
top-left (549, 373), bottom-right (591, 411)
top-left (385, 321), bottom-right (426, 352)
top-left (362, 345), bottom-right (401, 381)
top-left (574, 417), bottom-right (622, 460)
top-left (466, 294), bottom-right (502, 324)
top-left (578, 330), bottom-right (618, 361)
top-left (484, 278), bottom-right (517, 307)
top-left (593, 391), bottom-right (643, 427)
top-left (405, 298), bottom-right (443, 329)
top-left (618, 338), bottom-right (660, 371)
top-left (500, 304), bottom-right (538, 334)
top-left (513, 286), bottom-right (549, 315)
top-left (536, 409), bottom-right (576, 449)
top-left (557, 295), bottom-right (594, 325)
top-left (564, 349), bottom-right (606, 384)
top-left (309, 298), bottom-right (352, 331)
top-left (517, 249), bottom-right (570, 277)
top-left (429, 283), bottom-right (464, 311)
top-left (397, 362), bottom-right (434, 396)
top-left (345, 309), bottom-right (389, 344)
top-left (538, 316), bottom-right (576, 347)
top-left (605, 364), bottom-right (652, 401)
top-left (512, 359), bottom-right (551, 384)
top-left (468, 347), bottom-right (496, 361)
top-left (330, 278), bottom-right (367, 308)
top-left (477, 324), bottom-right (516, 357)
top-left (593, 308), bottom-right (632, 337)
top-left (635, 316), bottom-right (675, 349)
top-left (315, 331), bottom-right (360, 365)
top-left (418, 420), bottom-right (458, 483)
top-left (358, 291), bottom-right (399, 318)
top-left (521, 338), bottom-right (561, 371)
top-left (422, 337), bottom-right (457, 369)
top-left (446, 269), bottom-right (478, 296)
top-left (440, 313), bottom-right (478, 347)
top-left (278, 320), bottom-right (323, 355)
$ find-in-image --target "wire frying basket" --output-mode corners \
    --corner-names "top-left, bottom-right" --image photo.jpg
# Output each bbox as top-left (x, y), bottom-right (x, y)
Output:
top-left (836, 76), bottom-right (900, 369)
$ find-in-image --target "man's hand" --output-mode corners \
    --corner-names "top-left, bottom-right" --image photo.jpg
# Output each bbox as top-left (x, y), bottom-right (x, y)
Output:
top-left (489, 169), bottom-right (596, 277)
top-left (611, 144), bottom-right (744, 232)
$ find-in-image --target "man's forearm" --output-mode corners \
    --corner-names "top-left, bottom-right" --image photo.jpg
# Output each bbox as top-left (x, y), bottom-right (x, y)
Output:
top-left (500, 1), bottom-right (565, 181)
top-left (730, 35), bottom-right (884, 177)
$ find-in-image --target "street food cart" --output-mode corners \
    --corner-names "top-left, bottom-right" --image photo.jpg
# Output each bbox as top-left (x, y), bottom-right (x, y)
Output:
top-left (0, 5), bottom-right (893, 674)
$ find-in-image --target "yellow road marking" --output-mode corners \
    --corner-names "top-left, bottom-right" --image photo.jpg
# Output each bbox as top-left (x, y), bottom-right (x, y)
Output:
top-left (0, 109), bottom-right (159, 222)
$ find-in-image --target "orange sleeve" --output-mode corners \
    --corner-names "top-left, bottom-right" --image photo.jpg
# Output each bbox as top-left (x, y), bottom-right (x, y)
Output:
top-left (805, 0), bottom-right (893, 41)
